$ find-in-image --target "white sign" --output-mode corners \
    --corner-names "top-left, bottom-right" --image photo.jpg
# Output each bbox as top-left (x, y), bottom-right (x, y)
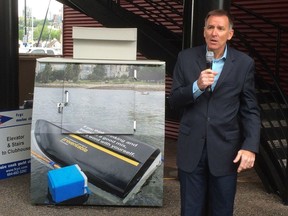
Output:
top-left (0, 109), bottom-right (32, 179)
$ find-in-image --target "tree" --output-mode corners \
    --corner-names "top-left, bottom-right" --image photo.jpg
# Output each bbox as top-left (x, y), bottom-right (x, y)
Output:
top-left (36, 63), bottom-right (53, 83)
top-left (88, 65), bottom-right (106, 81)
top-left (64, 64), bottom-right (80, 82)
top-left (19, 9), bottom-right (62, 45)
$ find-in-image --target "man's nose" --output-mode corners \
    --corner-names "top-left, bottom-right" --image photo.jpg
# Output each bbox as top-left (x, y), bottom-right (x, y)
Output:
top-left (211, 28), bottom-right (218, 35)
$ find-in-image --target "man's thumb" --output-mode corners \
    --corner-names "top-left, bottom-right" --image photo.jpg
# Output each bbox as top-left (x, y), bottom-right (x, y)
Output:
top-left (233, 151), bottom-right (242, 163)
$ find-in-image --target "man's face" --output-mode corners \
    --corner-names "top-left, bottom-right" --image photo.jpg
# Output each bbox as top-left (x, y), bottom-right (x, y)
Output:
top-left (204, 15), bottom-right (234, 56)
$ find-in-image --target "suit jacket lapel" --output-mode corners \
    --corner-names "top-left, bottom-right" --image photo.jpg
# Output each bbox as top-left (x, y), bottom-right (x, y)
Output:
top-left (194, 45), bottom-right (235, 93)
top-left (213, 47), bottom-right (235, 92)
top-left (196, 46), bottom-right (207, 72)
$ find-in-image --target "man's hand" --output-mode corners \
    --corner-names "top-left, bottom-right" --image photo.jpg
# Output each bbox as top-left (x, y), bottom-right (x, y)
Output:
top-left (233, 150), bottom-right (256, 173)
top-left (197, 69), bottom-right (218, 90)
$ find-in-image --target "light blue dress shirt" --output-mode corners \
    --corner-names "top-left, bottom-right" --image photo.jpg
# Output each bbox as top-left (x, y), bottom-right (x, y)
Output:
top-left (193, 46), bottom-right (227, 99)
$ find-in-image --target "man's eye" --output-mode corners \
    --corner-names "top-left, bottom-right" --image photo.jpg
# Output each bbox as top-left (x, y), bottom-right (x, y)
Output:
top-left (207, 26), bottom-right (214, 30)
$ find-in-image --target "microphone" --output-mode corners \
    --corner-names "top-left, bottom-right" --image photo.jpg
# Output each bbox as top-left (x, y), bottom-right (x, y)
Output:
top-left (206, 51), bottom-right (214, 92)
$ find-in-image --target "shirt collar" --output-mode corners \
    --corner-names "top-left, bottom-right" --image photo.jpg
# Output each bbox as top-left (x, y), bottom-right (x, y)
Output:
top-left (206, 45), bottom-right (227, 61)
top-left (221, 45), bottom-right (227, 61)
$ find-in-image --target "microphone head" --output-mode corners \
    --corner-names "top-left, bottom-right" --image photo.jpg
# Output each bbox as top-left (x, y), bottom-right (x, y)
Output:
top-left (206, 51), bottom-right (214, 63)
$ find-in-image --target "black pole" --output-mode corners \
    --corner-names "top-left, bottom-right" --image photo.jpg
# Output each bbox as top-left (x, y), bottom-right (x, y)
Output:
top-left (37, 0), bottom-right (51, 47)
top-left (182, 0), bottom-right (231, 49)
top-left (0, 0), bottom-right (19, 111)
top-left (182, 0), bottom-right (194, 49)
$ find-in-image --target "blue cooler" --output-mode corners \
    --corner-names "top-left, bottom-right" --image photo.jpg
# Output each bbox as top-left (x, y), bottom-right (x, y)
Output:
top-left (48, 164), bottom-right (89, 203)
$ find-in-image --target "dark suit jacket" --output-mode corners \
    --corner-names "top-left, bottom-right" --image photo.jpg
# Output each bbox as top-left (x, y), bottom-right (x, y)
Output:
top-left (169, 45), bottom-right (261, 176)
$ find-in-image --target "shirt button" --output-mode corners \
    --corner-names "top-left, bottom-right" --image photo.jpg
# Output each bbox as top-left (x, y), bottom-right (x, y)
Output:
top-left (207, 117), bottom-right (210, 121)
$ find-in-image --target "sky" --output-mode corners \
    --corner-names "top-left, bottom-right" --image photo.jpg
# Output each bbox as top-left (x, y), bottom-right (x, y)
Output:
top-left (18, 0), bottom-right (63, 19)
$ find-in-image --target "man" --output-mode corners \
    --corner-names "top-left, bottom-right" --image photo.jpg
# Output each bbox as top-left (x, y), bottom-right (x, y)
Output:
top-left (169, 9), bottom-right (261, 216)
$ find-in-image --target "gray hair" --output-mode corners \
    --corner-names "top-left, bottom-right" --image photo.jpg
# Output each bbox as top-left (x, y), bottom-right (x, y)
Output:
top-left (204, 9), bottom-right (234, 29)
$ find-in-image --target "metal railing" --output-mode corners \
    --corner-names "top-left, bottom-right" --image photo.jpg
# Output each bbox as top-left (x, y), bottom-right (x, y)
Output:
top-left (113, 0), bottom-right (183, 34)
top-left (230, 2), bottom-right (288, 204)
top-left (231, 3), bottom-right (288, 94)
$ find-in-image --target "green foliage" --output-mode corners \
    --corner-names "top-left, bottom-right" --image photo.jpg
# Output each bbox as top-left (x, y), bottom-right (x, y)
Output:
top-left (88, 65), bottom-right (106, 81)
top-left (36, 63), bottom-right (81, 84)
top-left (35, 64), bottom-right (53, 83)
top-left (64, 64), bottom-right (80, 83)
top-left (18, 13), bottom-right (61, 43)
top-left (33, 25), bottom-right (61, 41)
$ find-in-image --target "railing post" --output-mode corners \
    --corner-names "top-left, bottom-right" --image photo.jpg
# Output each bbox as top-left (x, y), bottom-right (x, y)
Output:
top-left (182, 0), bottom-right (194, 49)
top-left (0, 0), bottom-right (19, 110)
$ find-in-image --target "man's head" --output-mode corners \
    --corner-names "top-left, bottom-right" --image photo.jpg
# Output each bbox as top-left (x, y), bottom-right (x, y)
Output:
top-left (204, 9), bottom-right (234, 58)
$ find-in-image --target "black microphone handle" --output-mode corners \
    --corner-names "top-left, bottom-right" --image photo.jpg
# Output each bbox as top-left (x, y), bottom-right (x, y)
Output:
top-left (206, 61), bottom-right (213, 69)
top-left (206, 61), bottom-right (213, 92)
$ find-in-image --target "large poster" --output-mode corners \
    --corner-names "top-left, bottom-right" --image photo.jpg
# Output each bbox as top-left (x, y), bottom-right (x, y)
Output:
top-left (0, 109), bottom-right (32, 179)
top-left (30, 58), bottom-right (165, 206)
